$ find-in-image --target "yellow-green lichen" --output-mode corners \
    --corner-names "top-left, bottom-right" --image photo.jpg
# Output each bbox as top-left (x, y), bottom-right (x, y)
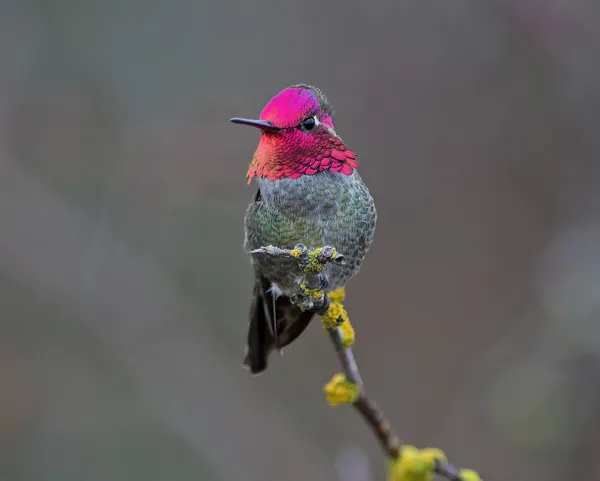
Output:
top-left (290, 249), bottom-right (302, 258)
top-left (387, 446), bottom-right (447, 481)
top-left (321, 300), bottom-right (348, 330)
top-left (300, 284), bottom-right (323, 300)
top-left (320, 287), bottom-right (353, 344)
top-left (458, 469), bottom-right (482, 481)
top-left (328, 287), bottom-right (346, 303)
top-left (304, 247), bottom-right (338, 273)
top-left (324, 373), bottom-right (359, 406)
top-left (339, 316), bottom-right (355, 348)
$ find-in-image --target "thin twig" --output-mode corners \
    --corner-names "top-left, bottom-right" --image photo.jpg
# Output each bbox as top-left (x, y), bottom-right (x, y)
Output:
top-left (328, 327), bottom-right (467, 481)
top-left (252, 243), bottom-right (473, 479)
top-left (329, 326), bottom-right (364, 390)
top-left (328, 327), bottom-right (400, 458)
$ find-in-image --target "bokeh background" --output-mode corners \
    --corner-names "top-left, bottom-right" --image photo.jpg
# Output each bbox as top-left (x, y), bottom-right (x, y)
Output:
top-left (1, 0), bottom-right (600, 480)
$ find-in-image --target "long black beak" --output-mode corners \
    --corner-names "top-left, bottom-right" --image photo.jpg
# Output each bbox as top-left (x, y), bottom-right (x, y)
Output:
top-left (230, 117), bottom-right (281, 133)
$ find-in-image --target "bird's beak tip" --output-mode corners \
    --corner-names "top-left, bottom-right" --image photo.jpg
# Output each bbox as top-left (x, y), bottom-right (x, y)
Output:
top-left (230, 117), bottom-right (280, 132)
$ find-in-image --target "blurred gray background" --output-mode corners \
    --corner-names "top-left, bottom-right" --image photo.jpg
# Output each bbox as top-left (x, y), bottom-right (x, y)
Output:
top-left (1, 0), bottom-right (600, 480)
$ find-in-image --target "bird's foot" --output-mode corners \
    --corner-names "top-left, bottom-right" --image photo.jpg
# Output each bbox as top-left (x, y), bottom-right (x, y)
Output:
top-left (292, 285), bottom-right (331, 313)
top-left (291, 244), bottom-right (346, 274)
top-left (251, 243), bottom-right (346, 314)
top-left (250, 243), bottom-right (346, 273)
top-left (294, 244), bottom-right (345, 312)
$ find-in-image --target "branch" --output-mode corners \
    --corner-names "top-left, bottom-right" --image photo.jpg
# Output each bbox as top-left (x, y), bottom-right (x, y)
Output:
top-left (328, 326), bottom-right (471, 481)
top-left (251, 243), bottom-right (483, 481)
top-left (328, 327), bottom-right (397, 457)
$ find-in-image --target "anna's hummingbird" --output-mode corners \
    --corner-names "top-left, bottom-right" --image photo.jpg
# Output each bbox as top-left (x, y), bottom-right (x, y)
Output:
top-left (231, 84), bottom-right (377, 374)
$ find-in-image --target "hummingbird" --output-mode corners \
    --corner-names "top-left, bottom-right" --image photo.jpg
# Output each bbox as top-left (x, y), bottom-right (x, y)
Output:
top-left (231, 84), bottom-right (377, 374)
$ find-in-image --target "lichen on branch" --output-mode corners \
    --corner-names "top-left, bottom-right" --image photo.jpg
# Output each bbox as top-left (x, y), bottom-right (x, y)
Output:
top-left (251, 242), bottom-right (484, 481)
top-left (324, 373), bottom-right (359, 407)
top-left (300, 247), bottom-right (483, 481)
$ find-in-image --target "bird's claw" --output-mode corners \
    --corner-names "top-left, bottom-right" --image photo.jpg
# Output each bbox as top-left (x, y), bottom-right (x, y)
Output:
top-left (293, 244), bottom-right (345, 274)
top-left (251, 243), bottom-right (345, 272)
top-left (292, 289), bottom-right (330, 314)
top-left (251, 243), bottom-right (344, 313)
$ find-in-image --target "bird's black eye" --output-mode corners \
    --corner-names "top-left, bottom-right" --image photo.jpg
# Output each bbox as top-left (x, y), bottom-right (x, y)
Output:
top-left (300, 116), bottom-right (316, 131)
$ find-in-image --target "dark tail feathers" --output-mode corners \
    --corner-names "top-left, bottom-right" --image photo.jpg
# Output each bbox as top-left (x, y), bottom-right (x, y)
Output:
top-left (244, 273), bottom-right (314, 374)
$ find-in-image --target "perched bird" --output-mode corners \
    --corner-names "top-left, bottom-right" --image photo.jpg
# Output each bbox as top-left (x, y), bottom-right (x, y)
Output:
top-left (231, 84), bottom-right (377, 374)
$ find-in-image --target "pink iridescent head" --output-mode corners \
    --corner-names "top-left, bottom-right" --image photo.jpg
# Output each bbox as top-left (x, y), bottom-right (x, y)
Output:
top-left (231, 84), bottom-right (358, 183)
